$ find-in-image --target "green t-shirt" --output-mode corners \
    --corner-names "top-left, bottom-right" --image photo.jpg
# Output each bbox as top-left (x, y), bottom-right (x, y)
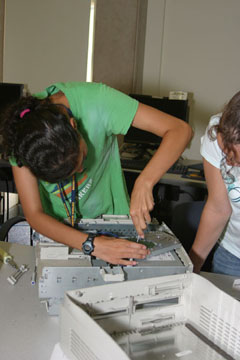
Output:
top-left (10, 82), bottom-right (139, 221)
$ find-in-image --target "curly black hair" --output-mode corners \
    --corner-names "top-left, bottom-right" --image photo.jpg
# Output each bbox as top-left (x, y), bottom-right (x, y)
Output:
top-left (0, 95), bottom-right (80, 183)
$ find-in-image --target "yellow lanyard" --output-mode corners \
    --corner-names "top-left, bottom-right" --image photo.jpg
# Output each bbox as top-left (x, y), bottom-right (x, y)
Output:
top-left (57, 174), bottom-right (76, 227)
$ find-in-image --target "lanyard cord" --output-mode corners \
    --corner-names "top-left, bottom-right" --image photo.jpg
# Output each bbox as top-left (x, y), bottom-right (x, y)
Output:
top-left (57, 174), bottom-right (76, 227)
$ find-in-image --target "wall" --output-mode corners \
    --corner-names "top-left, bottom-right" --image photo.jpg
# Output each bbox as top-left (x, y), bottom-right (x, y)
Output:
top-left (143, 0), bottom-right (240, 160)
top-left (1, 0), bottom-right (91, 215)
top-left (93, 0), bottom-right (147, 94)
top-left (0, 0), bottom-right (4, 81)
top-left (3, 0), bottom-right (90, 93)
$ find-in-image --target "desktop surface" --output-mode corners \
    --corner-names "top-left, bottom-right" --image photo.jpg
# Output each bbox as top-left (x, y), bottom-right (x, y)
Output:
top-left (120, 143), bottom-right (205, 182)
top-left (0, 241), bottom-right (58, 360)
top-left (0, 242), bottom-right (239, 360)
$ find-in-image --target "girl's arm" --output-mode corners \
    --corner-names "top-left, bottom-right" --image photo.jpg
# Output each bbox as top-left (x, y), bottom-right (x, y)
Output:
top-left (12, 166), bottom-right (149, 265)
top-left (130, 102), bottom-right (193, 235)
top-left (189, 159), bottom-right (232, 273)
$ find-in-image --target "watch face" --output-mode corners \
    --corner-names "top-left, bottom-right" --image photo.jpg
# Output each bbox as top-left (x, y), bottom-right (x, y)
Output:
top-left (82, 236), bottom-right (95, 255)
top-left (84, 243), bottom-right (92, 251)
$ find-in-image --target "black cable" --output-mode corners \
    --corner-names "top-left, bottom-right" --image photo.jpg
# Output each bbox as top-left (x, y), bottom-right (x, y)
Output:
top-left (6, 179), bottom-right (9, 220)
top-left (30, 226), bottom-right (33, 246)
top-left (1, 192), bottom-right (4, 224)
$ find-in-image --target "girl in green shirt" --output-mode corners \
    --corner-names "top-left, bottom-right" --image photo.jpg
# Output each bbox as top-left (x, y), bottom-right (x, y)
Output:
top-left (1, 82), bottom-right (192, 265)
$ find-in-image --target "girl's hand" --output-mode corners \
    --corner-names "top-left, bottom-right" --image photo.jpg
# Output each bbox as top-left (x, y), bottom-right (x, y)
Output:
top-left (129, 177), bottom-right (154, 237)
top-left (92, 236), bottom-right (150, 265)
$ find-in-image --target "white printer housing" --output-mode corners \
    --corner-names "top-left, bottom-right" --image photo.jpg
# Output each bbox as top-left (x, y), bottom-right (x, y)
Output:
top-left (60, 272), bottom-right (240, 360)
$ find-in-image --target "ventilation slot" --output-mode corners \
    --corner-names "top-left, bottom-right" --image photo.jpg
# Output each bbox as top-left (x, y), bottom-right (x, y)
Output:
top-left (70, 329), bottom-right (100, 360)
top-left (199, 305), bottom-right (240, 358)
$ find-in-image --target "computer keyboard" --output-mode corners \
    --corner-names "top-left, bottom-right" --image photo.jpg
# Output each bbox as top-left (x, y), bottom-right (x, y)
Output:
top-left (167, 162), bottom-right (188, 175)
top-left (120, 142), bottom-right (192, 176)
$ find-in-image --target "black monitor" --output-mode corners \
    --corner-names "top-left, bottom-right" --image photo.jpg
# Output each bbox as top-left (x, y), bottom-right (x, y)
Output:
top-left (125, 94), bottom-right (189, 146)
top-left (0, 82), bottom-right (24, 113)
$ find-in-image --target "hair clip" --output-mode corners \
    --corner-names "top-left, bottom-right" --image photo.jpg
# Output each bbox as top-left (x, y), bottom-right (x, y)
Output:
top-left (20, 109), bottom-right (31, 119)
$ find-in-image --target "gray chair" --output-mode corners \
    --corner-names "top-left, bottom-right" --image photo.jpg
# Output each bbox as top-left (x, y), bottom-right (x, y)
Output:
top-left (0, 216), bottom-right (33, 245)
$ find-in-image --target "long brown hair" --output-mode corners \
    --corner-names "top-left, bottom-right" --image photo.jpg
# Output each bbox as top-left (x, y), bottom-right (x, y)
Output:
top-left (208, 91), bottom-right (240, 160)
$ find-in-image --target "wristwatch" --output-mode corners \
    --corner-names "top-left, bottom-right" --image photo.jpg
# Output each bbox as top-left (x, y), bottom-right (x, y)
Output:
top-left (82, 234), bottom-right (96, 255)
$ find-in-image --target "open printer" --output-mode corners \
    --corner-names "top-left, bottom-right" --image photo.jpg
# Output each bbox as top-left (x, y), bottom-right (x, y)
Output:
top-left (58, 272), bottom-right (240, 360)
top-left (36, 215), bottom-right (240, 359)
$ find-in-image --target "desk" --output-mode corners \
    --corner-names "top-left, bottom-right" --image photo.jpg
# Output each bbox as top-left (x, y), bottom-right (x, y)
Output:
top-left (0, 242), bottom-right (239, 360)
top-left (0, 241), bottom-right (58, 360)
top-left (123, 159), bottom-right (206, 189)
top-left (123, 160), bottom-right (207, 225)
top-left (0, 158), bottom-right (206, 194)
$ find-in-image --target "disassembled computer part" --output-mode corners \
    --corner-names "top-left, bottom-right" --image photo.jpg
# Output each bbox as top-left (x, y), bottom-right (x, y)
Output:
top-left (35, 215), bottom-right (192, 315)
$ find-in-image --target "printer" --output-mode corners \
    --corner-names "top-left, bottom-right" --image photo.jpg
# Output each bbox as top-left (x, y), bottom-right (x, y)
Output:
top-left (58, 272), bottom-right (240, 360)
